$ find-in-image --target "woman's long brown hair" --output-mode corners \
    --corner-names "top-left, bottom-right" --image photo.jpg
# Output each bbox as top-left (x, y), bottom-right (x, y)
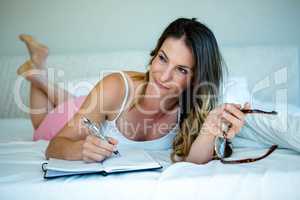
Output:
top-left (132, 18), bottom-right (224, 161)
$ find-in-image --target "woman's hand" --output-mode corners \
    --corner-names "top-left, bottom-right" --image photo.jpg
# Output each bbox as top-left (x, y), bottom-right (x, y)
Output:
top-left (201, 102), bottom-right (250, 139)
top-left (82, 135), bottom-right (118, 162)
top-left (185, 102), bottom-right (250, 164)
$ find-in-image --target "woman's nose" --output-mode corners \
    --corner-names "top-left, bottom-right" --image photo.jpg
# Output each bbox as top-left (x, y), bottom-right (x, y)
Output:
top-left (160, 66), bottom-right (172, 82)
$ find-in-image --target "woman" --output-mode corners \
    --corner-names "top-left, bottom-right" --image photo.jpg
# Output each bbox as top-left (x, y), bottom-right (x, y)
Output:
top-left (17, 18), bottom-right (248, 164)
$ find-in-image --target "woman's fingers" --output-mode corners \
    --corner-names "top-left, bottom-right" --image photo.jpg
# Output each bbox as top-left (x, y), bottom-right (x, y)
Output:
top-left (222, 103), bottom-right (250, 139)
top-left (92, 143), bottom-right (113, 157)
top-left (202, 103), bottom-right (248, 139)
top-left (202, 111), bottom-right (228, 138)
top-left (221, 103), bottom-right (246, 139)
top-left (214, 122), bottom-right (227, 137)
top-left (87, 135), bottom-right (115, 152)
top-left (107, 137), bottom-right (118, 145)
top-left (82, 150), bottom-right (106, 162)
top-left (82, 135), bottom-right (118, 162)
top-left (222, 111), bottom-right (244, 130)
top-left (82, 156), bottom-right (94, 163)
top-left (226, 125), bottom-right (238, 139)
top-left (243, 102), bottom-right (251, 110)
top-left (223, 103), bottom-right (245, 121)
top-left (231, 103), bottom-right (242, 109)
top-left (83, 140), bottom-right (113, 157)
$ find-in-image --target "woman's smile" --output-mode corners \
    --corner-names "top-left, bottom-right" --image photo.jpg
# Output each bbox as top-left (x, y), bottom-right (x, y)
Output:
top-left (154, 78), bottom-right (170, 90)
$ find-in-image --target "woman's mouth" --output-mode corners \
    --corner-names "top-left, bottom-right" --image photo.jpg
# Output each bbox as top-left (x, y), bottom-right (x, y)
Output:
top-left (154, 79), bottom-right (170, 90)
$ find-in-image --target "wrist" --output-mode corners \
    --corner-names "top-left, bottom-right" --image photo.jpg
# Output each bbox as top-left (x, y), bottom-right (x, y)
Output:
top-left (200, 127), bottom-right (216, 140)
top-left (57, 138), bottom-right (84, 160)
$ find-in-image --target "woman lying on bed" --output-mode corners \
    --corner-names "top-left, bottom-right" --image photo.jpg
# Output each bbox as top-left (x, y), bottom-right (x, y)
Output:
top-left (17, 17), bottom-right (250, 164)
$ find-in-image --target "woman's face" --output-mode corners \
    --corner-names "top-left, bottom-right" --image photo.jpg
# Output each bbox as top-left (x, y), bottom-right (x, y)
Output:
top-left (149, 37), bottom-right (195, 99)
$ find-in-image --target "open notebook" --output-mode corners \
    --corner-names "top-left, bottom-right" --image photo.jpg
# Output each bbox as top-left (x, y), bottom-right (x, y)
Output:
top-left (42, 148), bottom-right (162, 179)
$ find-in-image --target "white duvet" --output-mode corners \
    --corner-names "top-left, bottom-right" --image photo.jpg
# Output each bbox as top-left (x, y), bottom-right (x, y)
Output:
top-left (0, 118), bottom-right (300, 200)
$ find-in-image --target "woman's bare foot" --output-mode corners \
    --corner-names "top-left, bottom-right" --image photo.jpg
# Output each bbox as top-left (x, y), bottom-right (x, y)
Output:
top-left (19, 34), bottom-right (49, 68)
top-left (17, 34), bottom-right (49, 83)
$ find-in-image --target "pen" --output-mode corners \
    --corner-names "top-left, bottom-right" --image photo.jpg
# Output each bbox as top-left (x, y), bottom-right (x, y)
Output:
top-left (81, 116), bottom-right (120, 156)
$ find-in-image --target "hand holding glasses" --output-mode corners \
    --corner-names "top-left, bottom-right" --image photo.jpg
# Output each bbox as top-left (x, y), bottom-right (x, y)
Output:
top-left (214, 109), bottom-right (278, 164)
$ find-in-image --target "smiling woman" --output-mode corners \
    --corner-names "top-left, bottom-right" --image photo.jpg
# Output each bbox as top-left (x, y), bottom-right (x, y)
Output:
top-left (16, 18), bottom-right (249, 164)
top-left (151, 37), bottom-right (194, 93)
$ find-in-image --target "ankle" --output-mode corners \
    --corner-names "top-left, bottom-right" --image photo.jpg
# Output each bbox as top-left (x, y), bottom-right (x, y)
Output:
top-left (26, 69), bottom-right (48, 85)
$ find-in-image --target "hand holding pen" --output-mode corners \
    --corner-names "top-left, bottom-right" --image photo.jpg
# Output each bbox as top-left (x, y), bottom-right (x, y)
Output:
top-left (81, 116), bottom-right (120, 162)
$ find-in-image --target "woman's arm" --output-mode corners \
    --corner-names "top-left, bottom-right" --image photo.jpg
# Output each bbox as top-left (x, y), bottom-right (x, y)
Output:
top-left (46, 137), bottom-right (85, 160)
top-left (45, 73), bottom-right (125, 161)
top-left (185, 131), bottom-right (216, 164)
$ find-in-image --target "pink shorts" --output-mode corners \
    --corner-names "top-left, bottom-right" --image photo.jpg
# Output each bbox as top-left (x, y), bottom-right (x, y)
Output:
top-left (33, 96), bottom-right (87, 141)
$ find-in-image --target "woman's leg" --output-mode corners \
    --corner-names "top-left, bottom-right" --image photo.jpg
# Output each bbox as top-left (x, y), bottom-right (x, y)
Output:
top-left (17, 34), bottom-right (75, 129)
top-left (29, 83), bottom-right (54, 129)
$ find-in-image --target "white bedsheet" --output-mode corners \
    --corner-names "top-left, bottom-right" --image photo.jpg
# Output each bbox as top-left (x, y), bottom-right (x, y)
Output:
top-left (0, 119), bottom-right (300, 200)
top-left (155, 147), bottom-right (300, 200)
top-left (0, 140), bottom-right (171, 200)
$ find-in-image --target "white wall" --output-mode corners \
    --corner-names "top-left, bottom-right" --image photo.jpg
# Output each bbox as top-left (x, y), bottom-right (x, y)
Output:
top-left (0, 0), bottom-right (299, 106)
top-left (1, 0), bottom-right (299, 55)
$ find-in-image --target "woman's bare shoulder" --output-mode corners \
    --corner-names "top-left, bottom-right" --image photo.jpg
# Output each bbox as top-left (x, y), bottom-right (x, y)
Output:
top-left (99, 72), bottom-right (125, 109)
top-left (94, 71), bottom-right (144, 112)
top-left (102, 71), bottom-right (145, 88)
top-left (123, 71), bottom-right (146, 86)
top-left (123, 70), bottom-right (147, 93)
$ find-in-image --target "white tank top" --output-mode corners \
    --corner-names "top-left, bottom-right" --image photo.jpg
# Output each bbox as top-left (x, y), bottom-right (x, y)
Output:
top-left (100, 71), bottom-right (179, 150)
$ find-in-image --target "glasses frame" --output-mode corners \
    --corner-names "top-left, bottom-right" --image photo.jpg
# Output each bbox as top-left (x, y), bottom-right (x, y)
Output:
top-left (214, 109), bottom-right (278, 164)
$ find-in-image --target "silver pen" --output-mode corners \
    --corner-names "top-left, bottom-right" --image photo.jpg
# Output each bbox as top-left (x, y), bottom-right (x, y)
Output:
top-left (81, 116), bottom-right (120, 156)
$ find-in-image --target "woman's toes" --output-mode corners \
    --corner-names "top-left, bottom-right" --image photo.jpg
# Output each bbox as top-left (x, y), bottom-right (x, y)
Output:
top-left (19, 34), bottom-right (49, 68)
top-left (19, 34), bottom-right (33, 43)
top-left (17, 60), bottom-right (34, 76)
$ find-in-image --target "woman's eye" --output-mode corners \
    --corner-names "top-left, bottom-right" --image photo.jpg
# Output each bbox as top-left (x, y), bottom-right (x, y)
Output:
top-left (158, 55), bottom-right (166, 63)
top-left (177, 67), bottom-right (188, 75)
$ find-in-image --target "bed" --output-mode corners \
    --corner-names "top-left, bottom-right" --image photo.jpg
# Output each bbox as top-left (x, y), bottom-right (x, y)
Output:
top-left (1, 118), bottom-right (300, 200)
top-left (0, 46), bottom-right (300, 199)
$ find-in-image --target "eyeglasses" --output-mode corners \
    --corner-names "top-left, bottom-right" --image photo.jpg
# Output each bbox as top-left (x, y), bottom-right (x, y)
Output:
top-left (214, 109), bottom-right (278, 164)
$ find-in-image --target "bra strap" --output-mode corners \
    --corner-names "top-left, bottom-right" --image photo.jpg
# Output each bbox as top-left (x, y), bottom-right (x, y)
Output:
top-left (176, 107), bottom-right (181, 123)
top-left (113, 71), bottom-right (129, 121)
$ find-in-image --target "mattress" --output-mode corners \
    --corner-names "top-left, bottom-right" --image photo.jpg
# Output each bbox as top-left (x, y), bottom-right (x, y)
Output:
top-left (0, 118), bottom-right (300, 200)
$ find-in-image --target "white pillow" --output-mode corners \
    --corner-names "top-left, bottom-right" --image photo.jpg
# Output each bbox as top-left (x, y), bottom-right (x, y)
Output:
top-left (220, 77), bottom-right (300, 152)
top-left (221, 76), bottom-right (251, 105)
top-left (64, 76), bottom-right (100, 97)
top-left (236, 101), bottom-right (300, 152)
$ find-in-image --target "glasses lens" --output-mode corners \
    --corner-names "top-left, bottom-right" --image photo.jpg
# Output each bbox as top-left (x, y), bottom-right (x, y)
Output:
top-left (215, 137), bottom-right (226, 158)
top-left (215, 137), bottom-right (233, 159)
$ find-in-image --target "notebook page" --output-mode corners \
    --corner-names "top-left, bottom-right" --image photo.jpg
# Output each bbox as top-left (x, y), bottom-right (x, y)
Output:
top-left (102, 148), bottom-right (161, 173)
top-left (46, 158), bottom-right (104, 172)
